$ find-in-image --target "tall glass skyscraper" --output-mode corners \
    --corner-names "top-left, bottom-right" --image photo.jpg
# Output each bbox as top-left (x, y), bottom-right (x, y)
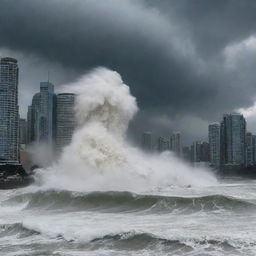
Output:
top-left (26, 105), bottom-right (34, 144)
top-left (221, 113), bottom-right (246, 166)
top-left (208, 123), bottom-right (220, 167)
top-left (170, 132), bottom-right (182, 156)
top-left (56, 93), bottom-right (76, 153)
top-left (0, 57), bottom-right (19, 163)
top-left (142, 132), bottom-right (152, 151)
top-left (28, 82), bottom-right (56, 148)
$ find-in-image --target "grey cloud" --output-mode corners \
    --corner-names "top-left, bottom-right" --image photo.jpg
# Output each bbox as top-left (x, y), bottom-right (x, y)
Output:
top-left (1, 0), bottom-right (256, 143)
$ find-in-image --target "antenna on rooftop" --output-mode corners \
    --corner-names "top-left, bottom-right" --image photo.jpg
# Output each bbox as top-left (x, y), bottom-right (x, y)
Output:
top-left (47, 71), bottom-right (50, 83)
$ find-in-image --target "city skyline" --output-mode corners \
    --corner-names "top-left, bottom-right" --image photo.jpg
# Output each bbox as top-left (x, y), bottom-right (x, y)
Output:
top-left (1, 55), bottom-right (255, 162)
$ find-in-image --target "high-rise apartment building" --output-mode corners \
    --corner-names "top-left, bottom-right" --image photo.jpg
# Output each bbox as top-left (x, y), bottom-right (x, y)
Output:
top-left (157, 137), bottom-right (169, 152)
top-left (191, 141), bottom-right (201, 162)
top-left (208, 123), bottom-right (220, 167)
top-left (28, 82), bottom-right (56, 148)
top-left (245, 132), bottom-right (254, 167)
top-left (26, 105), bottom-right (34, 144)
top-left (0, 57), bottom-right (19, 163)
top-left (56, 93), bottom-right (76, 152)
top-left (220, 113), bottom-right (246, 166)
top-left (142, 132), bottom-right (152, 151)
top-left (182, 146), bottom-right (191, 162)
top-left (200, 141), bottom-right (210, 162)
top-left (170, 132), bottom-right (181, 156)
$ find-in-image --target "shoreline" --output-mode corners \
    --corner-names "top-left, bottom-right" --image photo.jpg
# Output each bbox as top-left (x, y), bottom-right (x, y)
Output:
top-left (0, 163), bottom-right (34, 190)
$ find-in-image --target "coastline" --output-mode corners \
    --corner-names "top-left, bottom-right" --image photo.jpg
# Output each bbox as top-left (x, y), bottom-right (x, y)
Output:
top-left (0, 163), bottom-right (34, 190)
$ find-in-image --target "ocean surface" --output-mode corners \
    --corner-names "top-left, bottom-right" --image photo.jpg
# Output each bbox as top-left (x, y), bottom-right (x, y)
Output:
top-left (0, 178), bottom-right (256, 256)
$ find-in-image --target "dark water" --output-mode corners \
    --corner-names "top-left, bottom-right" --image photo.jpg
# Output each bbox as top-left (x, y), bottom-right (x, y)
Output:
top-left (0, 179), bottom-right (256, 256)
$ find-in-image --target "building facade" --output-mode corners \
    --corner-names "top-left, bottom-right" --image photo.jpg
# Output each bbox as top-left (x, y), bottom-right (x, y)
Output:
top-left (208, 123), bottom-right (220, 167)
top-left (157, 137), bottom-right (169, 152)
top-left (26, 105), bottom-right (34, 144)
top-left (142, 132), bottom-right (152, 151)
top-left (191, 141), bottom-right (201, 163)
top-left (245, 132), bottom-right (254, 167)
top-left (56, 93), bottom-right (76, 152)
top-left (28, 82), bottom-right (56, 148)
top-left (220, 113), bottom-right (246, 166)
top-left (170, 132), bottom-right (182, 156)
top-left (0, 57), bottom-right (19, 163)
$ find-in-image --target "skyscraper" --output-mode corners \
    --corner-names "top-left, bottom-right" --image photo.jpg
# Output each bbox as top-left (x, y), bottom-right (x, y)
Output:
top-left (245, 132), bottom-right (254, 167)
top-left (220, 113), bottom-right (246, 166)
top-left (191, 141), bottom-right (201, 163)
top-left (142, 132), bottom-right (152, 151)
top-left (170, 132), bottom-right (181, 156)
top-left (26, 105), bottom-right (35, 144)
top-left (29, 82), bottom-right (56, 148)
top-left (200, 141), bottom-right (210, 162)
top-left (56, 93), bottom-right (76, 152)
top-left (182, 146), bottom-right (191, 162)
top-left (157, 137), bottom-right (169, 152)
top-left (37, 82), bottom-right (55, 145)
top-left (0, 57), bottom-right (19, 163)
top-left (208, 123), bottom-right (220, 167)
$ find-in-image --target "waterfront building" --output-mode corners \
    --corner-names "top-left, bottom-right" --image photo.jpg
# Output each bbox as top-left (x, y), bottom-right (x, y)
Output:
top-left (200, 141), bottom-right (210, 162)
top-left (208, 123), bottom-right (220, 167)
top-left (157, 137), bottom-right (169, 152)
top-left (142, 132), bottom-right (152, 151)
top-left (245, 132), bottom-right (254, 167)
top-left (220, 113), bottom-right (246, 166)
top-left (182, 146), bottom-right (191, 162)
top-left (56, 93), bottom-right (76, 152)
top-left (170, 132), bottom-right (181, 156)
top-left (0, 57), bottom-right (19, 163)
top-left (26, 105), bottom-right (34, 144)
top-left (191, 141), bottom-right (201, 162)
top-left (29, 82), bottom-right (56, 148)
top-left (253, 135), bottom-right (256, 165)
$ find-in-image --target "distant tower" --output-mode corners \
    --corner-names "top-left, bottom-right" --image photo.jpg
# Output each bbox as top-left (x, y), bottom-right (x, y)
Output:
top-left (220, 113), bottom-right (246, 166)
top-left (157, 137), bottom-right (169, 152)
top-left (200, 141), bottom-right (210, 162)
top-left (191, 141), bottom-right (201, 162)
top-left (0, 57), bottom-right (19, 163)
top-left (170, 132), bottom-right (181, 156)
top-left (245, 132), bottom-right (254, 167)
top-left (56, 93), bottom-right (76, 153)
top-left (29, 82), bottom-right (56, 148)
top-left (27, 105), bottom-right (35, 144)
top-left (208, 123), bottom-right (220, 167)
top-left (142, 132), bottom-right (152, 151)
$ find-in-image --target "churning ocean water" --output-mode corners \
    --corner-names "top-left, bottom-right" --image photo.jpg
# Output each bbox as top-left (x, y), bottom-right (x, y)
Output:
top-left (1, 69), bottom-right (255, 255)
top-left (0, 179), bottom-right (256, 256)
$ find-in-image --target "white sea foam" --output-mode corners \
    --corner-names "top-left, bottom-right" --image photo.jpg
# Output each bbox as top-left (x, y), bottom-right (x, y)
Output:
top-left (36, 67), bottom-right (217, 192)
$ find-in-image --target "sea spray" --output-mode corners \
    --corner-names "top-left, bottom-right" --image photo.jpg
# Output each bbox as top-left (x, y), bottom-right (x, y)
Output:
top-left (36, 68), bottom-right (217, 192)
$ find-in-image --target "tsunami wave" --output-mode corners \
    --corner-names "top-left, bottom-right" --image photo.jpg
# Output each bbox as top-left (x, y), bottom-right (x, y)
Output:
top-left (4, 190), bottom-right (256, 213)
top-left (34, 68), bottom-right (217, 192)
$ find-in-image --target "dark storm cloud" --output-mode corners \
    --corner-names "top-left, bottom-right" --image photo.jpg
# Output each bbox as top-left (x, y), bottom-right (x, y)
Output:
top-left (145, 0), bottom-right (256, 56)
top-left (1, 0), bottom-right (256, 142)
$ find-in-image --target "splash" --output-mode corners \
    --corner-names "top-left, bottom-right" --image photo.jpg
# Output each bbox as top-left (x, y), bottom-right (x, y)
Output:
top-left (36, 68), bottom-right (217, 192)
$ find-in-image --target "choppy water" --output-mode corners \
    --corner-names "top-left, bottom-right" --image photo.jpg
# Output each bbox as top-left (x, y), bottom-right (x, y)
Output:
top-left (0, 178), bottom-right (256, 256)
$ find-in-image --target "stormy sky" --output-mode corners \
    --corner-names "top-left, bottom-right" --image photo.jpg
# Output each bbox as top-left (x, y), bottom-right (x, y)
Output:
top-left (1, 0), bottom-right (256, 144)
